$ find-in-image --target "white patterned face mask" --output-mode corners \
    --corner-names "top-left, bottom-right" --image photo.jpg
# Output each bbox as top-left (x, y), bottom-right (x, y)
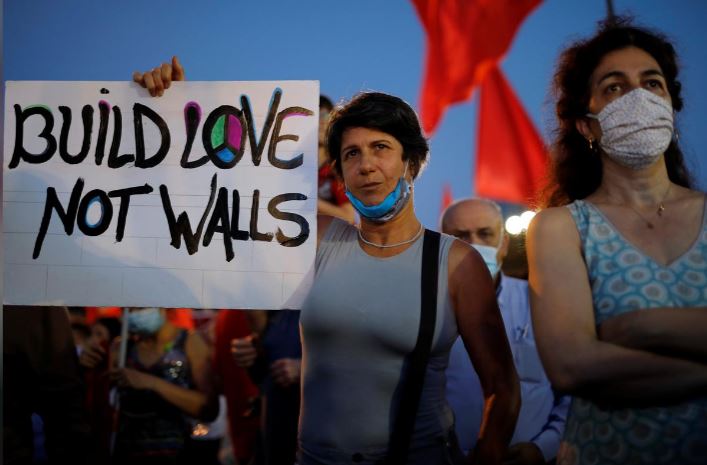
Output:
top-left (587, 88), bottom-right (673, 170)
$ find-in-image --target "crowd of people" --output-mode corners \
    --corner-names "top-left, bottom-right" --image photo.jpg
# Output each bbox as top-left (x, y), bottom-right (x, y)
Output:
top-left (4, 17), bottom-right (707, 465)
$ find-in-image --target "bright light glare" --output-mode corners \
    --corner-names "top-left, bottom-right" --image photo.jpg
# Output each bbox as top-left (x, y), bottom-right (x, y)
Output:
top-left (505, 215), bottom-right (523, 235)
top-left (505, 210), bottom-right (536, 235)
top-left (520, 210), bottom-right (536, 230)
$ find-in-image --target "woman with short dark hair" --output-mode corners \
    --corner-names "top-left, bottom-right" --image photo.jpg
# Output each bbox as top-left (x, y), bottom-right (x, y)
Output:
top-left (134, 61), bottom-right (520, 463)
top-left (528, 18), bottom-right (707, 464)
top-left (298, 91), bottom-right (519, 465)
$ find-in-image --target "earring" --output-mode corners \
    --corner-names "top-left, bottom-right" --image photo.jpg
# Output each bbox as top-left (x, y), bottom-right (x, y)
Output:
top-left (587, 138), bottom-right (594, 151)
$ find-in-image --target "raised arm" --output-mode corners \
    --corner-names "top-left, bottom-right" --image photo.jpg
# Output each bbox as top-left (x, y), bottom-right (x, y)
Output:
top-left (527, 207), bottom-right (707, 407)
top-left (448, 241), bottom-right (520, 465)
top-left (598, 307), bottom-right (707, 363)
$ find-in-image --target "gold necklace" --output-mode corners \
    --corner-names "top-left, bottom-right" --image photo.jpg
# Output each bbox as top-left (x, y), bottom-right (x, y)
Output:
top-left (358, 223), bottom-right (424, 248)
top-left (608, 183), bottom-right (671, 229)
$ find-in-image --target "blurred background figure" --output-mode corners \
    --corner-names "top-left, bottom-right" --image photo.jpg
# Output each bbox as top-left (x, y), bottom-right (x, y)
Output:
top-left (185, 309), bottom-right (230, 465)
top-left (109, 307), bottom-right (218, 465)
top-left (79, 315), bottom-right (122, 465)
top-left (68, 306), bottom-right (91, 356)
top-left (4, 306), bottom-right (90, 465)
top-left (231, 310), bottom-right (302, 465)
top-left (317, 95), bottom-right (355, 223)
top-left (212, 310), bottom-right (262, 465)
top-left (442, 199), bottom-right (570, 465)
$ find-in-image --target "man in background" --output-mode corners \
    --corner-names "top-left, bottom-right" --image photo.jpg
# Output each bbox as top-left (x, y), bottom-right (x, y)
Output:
top-left (442, 198), bottom-right (570, 465)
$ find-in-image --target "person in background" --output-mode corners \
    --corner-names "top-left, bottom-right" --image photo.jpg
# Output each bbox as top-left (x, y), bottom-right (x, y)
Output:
top-left (212, 310), bottom-right (262, 465)
top-left (79, 316), bottom-right (122, 465)
top-left (4, 306), bottom-right (90, 465)
top-left (68, 306), bottom-right (91, 355)
top-left (528, 18), bottom-right (707, 464)
top-left (231, 310), bottom-right (302, 465)
top-left (109, 307), bottom-right (218, 465)
top-left (317, 95), bottom-right (356, 223)
top-left (442, 198), bottom-right (570, 465)
top-left (79, 317), bottom-right (123, 368)
top-left (186, 310), bottom-right (229, 465)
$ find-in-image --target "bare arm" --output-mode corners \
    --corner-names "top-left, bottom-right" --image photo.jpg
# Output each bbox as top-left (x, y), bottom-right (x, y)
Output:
top-left (111, 331), bottom-right (216, 420)
top-left (527, 208), bottom-right (707, 407)
top-left (598, 307), bottom-right (707, 362)
top-left (317, 199), bottom-right (356, 224)
top-left (448, 241), bottom-right (520, 465)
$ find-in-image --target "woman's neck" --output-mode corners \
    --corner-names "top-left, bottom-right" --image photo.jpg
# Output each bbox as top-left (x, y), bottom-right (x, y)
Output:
top-left (358, 199), bottom-right (421, 246)
top-left (593, 154), bottom-right (674, 208)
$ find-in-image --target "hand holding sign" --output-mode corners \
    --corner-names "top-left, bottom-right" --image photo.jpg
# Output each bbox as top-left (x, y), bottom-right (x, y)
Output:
top-left (132, 56), bottom-right (185, 97)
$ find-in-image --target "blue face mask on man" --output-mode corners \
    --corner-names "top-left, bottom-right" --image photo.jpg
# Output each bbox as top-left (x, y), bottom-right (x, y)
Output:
top-left (127, 308), bottom-right (165, 335)
top-left (470, 243), bottom-right (500, 279)
top-left (345, 162), bottom-right (412, 223)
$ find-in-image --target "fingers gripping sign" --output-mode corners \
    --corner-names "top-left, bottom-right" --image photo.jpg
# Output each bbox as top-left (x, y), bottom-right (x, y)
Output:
top-left (133, 56), bottom-right (185, 97)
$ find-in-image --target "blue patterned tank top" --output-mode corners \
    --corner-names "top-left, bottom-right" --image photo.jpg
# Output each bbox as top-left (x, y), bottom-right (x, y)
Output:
top-left (559, 199), bottom-right (707, 465)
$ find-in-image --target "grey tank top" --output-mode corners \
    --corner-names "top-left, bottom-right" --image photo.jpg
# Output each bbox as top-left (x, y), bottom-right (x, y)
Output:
top-left (299, 219), bottom-right (459, 464)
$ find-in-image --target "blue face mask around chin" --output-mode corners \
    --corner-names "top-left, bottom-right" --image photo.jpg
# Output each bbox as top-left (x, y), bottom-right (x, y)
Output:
top-left (345, 165), bottom-right (412, 223)
top-left (127, 308), bottom-right (165, 335)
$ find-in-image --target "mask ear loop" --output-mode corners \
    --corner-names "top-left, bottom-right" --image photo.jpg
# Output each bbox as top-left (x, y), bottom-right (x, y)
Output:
top-left (402, 160), bottom-right (413, 190)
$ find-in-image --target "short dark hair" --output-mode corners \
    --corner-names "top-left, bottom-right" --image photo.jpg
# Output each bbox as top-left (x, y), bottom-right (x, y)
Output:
top-left (326, 92), bottom-right (429, 179)
top-left (543, 17), bottom-right (693, 207)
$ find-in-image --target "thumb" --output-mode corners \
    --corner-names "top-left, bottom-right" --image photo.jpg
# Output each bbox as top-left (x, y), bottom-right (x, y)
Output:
top-left (172, 56), bottom-right (185, 81)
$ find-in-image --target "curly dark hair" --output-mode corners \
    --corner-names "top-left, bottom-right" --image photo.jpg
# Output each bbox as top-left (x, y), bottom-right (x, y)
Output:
top-left (326, 92), bottom-right (429, 179)
top-left (543, 17), bottom-right (693, 207)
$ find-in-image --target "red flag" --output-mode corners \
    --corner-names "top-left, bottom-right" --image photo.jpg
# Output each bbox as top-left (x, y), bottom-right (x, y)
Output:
top-left (411, 0), bottom-right (541, 134)
top-left (475, 65), bottom-right (547, 205)
top-left (440, 183), bottom-right (454, 214)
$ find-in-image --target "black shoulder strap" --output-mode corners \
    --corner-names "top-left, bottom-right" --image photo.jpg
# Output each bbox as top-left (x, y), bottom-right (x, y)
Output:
top-left (387, 229), bottom-right (441, 465)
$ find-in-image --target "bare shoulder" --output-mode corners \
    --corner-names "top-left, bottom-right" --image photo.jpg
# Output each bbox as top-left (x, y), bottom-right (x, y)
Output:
top-left (528, 205), bottom-right (591, 309)
top-left (447, 237), bottom-right (484, 274)
top-left (527, 206), bottom-right (579, 248)
top-left (447, 237), bottom-right (493, 298)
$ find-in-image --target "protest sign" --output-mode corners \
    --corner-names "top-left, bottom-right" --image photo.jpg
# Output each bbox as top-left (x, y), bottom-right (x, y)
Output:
top-left (3, 81), bottom-right (318, 308)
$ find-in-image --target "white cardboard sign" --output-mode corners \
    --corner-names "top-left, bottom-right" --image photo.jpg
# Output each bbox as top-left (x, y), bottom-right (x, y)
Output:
top-left (3, 81), bottom-right (318, 309)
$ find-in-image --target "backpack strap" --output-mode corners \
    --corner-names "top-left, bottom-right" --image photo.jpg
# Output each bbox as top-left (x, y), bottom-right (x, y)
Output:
top-left (386, 229), bottom-right (441, 464)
